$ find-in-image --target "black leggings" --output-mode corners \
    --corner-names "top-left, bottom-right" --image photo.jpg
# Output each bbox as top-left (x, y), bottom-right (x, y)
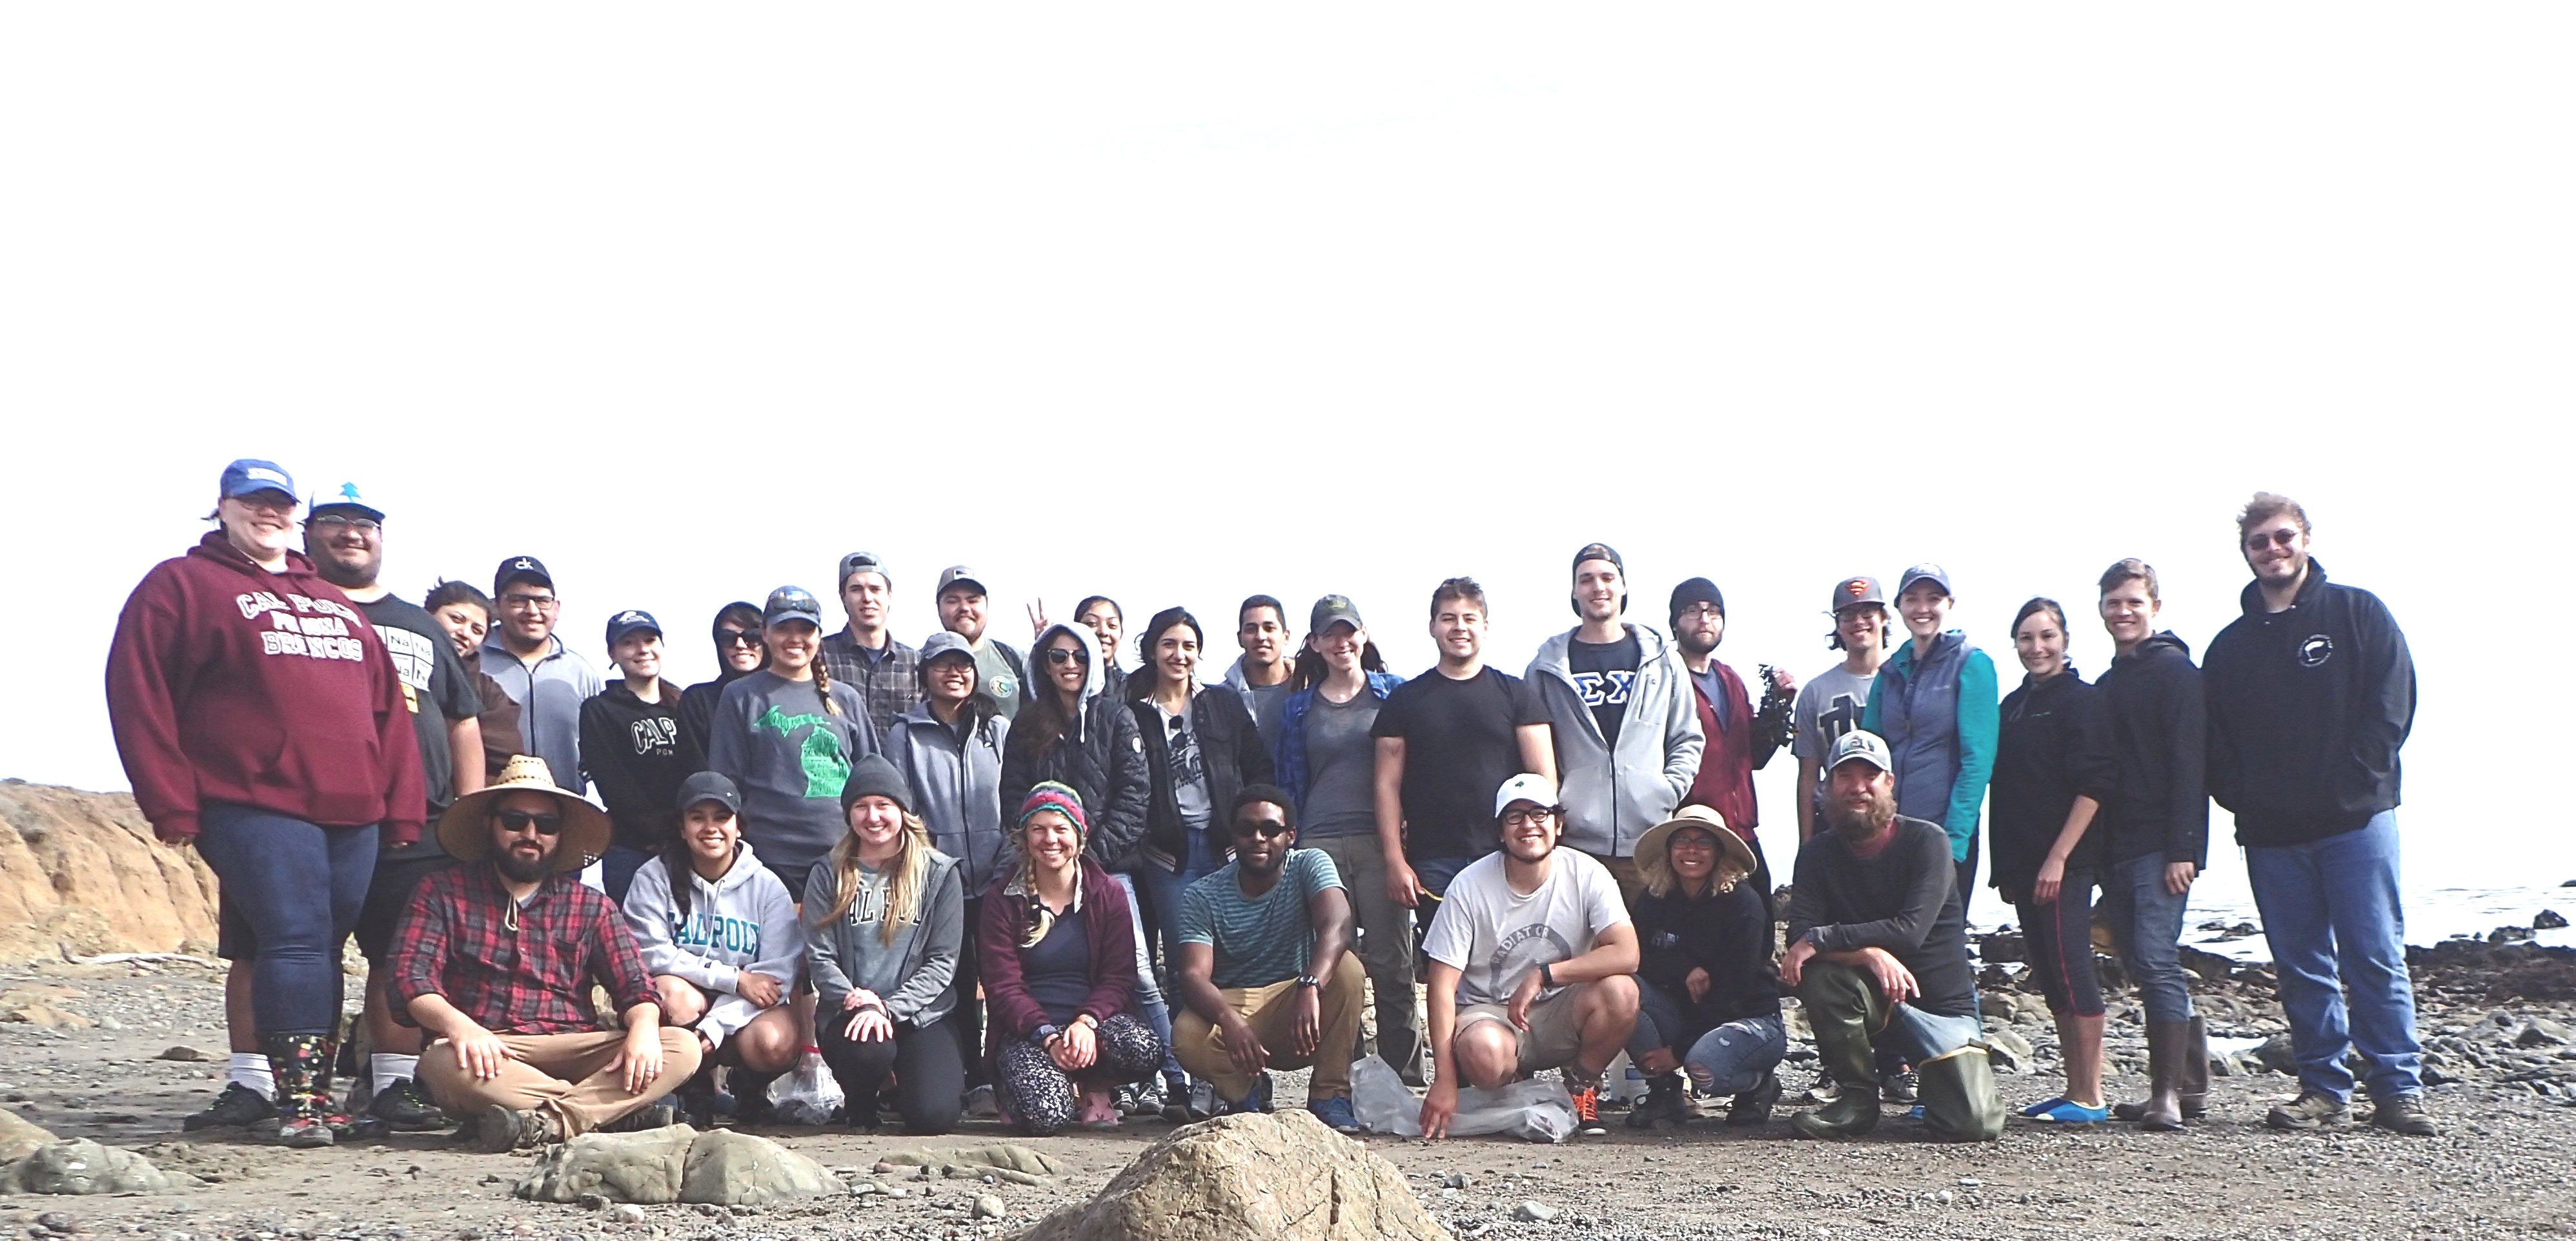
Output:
top-left (2013, 872), bottom-right (2104, 1018)
top-left (995, 1012), bottom-right (1163, 1136)
top-left (816, 1012), bottom-right (964, 1133)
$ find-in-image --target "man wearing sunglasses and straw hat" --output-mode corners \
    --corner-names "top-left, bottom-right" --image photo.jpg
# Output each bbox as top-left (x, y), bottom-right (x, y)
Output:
top-left (387, 756), bottom-right (702, 1151)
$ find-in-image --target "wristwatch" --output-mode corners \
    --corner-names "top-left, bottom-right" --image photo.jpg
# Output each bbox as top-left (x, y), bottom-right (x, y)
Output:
top-left (1296, 974), bottom-right (1321, 989)
top-left (1539, 962), bottom-right (1557, 989)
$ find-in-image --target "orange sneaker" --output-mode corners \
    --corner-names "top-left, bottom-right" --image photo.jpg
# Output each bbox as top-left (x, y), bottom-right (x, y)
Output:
top-left (1568, 1083), bottom-right (1607, 1135)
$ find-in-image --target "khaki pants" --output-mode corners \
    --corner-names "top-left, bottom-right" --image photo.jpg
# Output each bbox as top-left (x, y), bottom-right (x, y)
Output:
top-left (1174, 953), bottom-right (1364, 1105)
top-left (421, 1029), bottom-right (702, 1136)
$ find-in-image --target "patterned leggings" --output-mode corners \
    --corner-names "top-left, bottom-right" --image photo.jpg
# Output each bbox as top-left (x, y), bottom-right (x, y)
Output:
top-left (995, 1012), bottom-right (1164, 1136)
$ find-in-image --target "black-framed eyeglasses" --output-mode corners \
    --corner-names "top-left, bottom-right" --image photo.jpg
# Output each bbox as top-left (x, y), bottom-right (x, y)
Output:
top-left (495, 810), bottom-right (563, 836)
top-left (1501, 806), bottom-right (1561, 827)
top-left (307, 514), bottom-right (381, 534)
top-left (717, 629), bottom-right (760, 646)
top-left (500, 595), bottom-right (558, 611)
top-left (1044, 647), bottom-right (1086, 665)
top-left (1230, 819), bottom-right (1292, 839)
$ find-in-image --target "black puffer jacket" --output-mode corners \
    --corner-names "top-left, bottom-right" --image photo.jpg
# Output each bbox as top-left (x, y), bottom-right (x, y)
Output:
top-left (999, 624), bottom-right (1150, 870)
top-left (1131, 683), bottom-right (1273, 870)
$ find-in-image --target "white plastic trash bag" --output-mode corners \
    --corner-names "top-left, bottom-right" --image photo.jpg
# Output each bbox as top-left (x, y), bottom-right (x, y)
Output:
top-left (769, 1048), bottom-right (844, 1125)
top-left (1347, 1058), bottom-right (1577, 1144)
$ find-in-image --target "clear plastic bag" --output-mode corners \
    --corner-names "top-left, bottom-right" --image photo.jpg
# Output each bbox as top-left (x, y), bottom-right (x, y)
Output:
top-left (767, 1048), bottom-right (844, 1125)
top-left (1346, 1058), bottom-right (1577, 1144)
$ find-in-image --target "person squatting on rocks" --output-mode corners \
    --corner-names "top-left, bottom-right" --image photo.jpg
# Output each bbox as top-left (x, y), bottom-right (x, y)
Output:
top-left (108, 460), bottom-right (428, 1147)
top-left (618, 772), bottom-right (802, 1129)
top-left (1419, 774), bottom-right (1640, 1139)
top-left (1621, 805), bottom-right (1787, 1129)
top-left (1170, 785), bottom-right (1369, 1133)
top-left (1781, 731), bottom-right (2002, 1141)
top-left (978, 785), bottom-right (1166, 1135)
top-left (802, 754), bottom-right (969, 1134)
top-left (388, 756), bottom-right (702, 1151)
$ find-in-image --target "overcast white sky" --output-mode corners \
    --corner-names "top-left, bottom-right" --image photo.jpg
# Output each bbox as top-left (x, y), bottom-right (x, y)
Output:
top-left (3, 6), bottom-right (2566, 889)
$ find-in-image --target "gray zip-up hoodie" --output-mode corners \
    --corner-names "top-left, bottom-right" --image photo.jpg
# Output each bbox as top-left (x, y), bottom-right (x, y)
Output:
top-left (884, 701), bottom-right (1012, 895)
top-left (618, 843), bottom-right (801, 1049)
top-left (1526, 623), bottom-right (1705, 858)
top-left (801, 848), bottom-right (965, 1027)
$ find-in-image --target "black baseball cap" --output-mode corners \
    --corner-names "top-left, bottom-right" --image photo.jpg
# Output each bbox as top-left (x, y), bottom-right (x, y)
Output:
top-left (494, 555), bottom-right (553, 595)
top-left (674, 771), bottom-right (741, 815)
top-left (604, 609), bottom-right (661, 648)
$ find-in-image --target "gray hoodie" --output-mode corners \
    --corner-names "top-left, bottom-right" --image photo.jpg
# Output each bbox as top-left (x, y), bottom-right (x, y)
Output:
top-left (884, 701), bottom-right (1012, 895)
top-left (1526, 623), bottom-right (1705, 858)
top-left (1223, 656), bottom-right (1292, 751)
top-left (618, 843), bottom-right (802, 1049)
top-left (801, 848), bottom-right (965, 1027)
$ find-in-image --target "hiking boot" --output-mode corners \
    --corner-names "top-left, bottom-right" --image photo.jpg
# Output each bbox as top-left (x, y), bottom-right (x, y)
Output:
top-left (1626, 1075), bottom-right (1690, 1129)
top-left (1789, 1082), bottom-right (1880, 1139)
top-left (1879, 1069), bottom-right (1919, 1105)
top-left (602, 1102), bottom-right (679, 1133)
top-left (1727, 1071), bottom-right (1783, 1128)
top-left (476, 1103), bottom-right (565, 1153)
top-left (1307, 1095), bottom-right (1363, 1135)
top-left (182, 1083), bottom-right (277, 1131)
top-left (367, 1078), bottom-right (447, 1132)
top-left (2265, 1090), bottom-right (2349, 1132)
top-left (2368, 1096), bottom-right (2437, 1137)
top-left (1568, 1083), bottom-right (1607, 1136)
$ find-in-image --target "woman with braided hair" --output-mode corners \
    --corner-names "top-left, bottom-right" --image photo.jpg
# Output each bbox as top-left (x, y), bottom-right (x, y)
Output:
top-left (705, 586), bottom-right (879, 894)
top-left (979, 784), bottom-right (1164, 1134)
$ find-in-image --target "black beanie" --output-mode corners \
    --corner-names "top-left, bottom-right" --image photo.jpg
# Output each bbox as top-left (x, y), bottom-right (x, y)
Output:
top-left (838, 753), bottom-right (914, 814)
top-left (1668, 577), bottom-right (1725, 627)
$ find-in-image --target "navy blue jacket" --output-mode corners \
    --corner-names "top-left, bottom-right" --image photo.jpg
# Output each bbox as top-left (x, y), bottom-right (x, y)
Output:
top-left (2203, 560), bottom-right (2414, 848)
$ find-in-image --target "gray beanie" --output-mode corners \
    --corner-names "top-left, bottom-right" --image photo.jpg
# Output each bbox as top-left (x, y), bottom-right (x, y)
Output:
top-left (838, 753), bottom-right (913, 814)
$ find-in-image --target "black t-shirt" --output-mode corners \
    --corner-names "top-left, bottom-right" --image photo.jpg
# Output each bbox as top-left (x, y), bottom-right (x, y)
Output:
top-left (1567, 631), bottom-right (1642, 748)
top-left (355, 595), bottom-right (482, 856)
top-left (1370, 666), bottom-right (1550, 863)
top-left (1021, 905), bottom-right (1095, 1027)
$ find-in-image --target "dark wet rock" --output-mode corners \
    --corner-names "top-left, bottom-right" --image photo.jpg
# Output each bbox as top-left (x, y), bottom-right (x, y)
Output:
top-left (2537, 910), bottom-right (2569, 930)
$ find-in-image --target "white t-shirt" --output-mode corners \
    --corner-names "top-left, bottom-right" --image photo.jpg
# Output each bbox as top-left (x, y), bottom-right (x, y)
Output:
top-left (1422, 848), bottom-right (1629, 1008)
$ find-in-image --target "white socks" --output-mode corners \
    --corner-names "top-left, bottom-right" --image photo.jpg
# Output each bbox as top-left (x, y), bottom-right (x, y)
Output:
top-left (228, 1052), bottom-right (276, 1100)
top-left (372, 1053), bottom-right (420, 1093)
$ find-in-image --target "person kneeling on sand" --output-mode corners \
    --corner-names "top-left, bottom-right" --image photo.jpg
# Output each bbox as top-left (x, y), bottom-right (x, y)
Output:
top-left (1781, 732), bottom-right (2000, 1141)
top-left (389, 757), bottom-right (703, 1151)
top-left (1170, 785), bottom-right (1368, 1133)
top-left (1623, 805), bottom-right (1785, 1129)
top-left (979, 785), bottom-right (1167, 1134)
top-left (1418, 775), bottom-right (1640, 1140)
top-left (619, 772), bottom-right (803, 1128)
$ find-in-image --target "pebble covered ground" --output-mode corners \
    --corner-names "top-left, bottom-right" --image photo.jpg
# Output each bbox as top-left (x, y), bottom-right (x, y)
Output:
top-left (2, 943), bottom-right (2573, 1241)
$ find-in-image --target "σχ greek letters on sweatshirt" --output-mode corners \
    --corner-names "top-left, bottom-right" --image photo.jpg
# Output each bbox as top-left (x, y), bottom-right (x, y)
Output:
top-left (105, 532), bottom-right (426, 845)
top-left (885, 700), bottom-right (1012, 896)
top-left (2202, 559), bottom-right (2415, 848)
top-left (1525, 623), bottom-right (1704, 858)
top-left (1863, 630), bottom-right (1999, 863)
top-left (802, 848), bottom-right (965, 1026)
top-left (618, 843), bottom-right (802, 1049)
top-left (705, 670), bottom-right (879, 882)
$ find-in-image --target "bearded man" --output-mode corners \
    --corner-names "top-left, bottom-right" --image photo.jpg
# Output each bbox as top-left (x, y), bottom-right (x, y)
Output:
top-left (1778, 730), bottom-right (1996, 1140)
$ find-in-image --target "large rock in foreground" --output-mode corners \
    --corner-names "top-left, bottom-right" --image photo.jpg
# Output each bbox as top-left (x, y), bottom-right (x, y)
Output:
top-left (515, 1125), bottom-right (839, 1205)
top-left (1014, 1109), bottom-right (1449, 1241)
top-left (0, 782), bottom-right (219, 963)
top-left (0, 1139), bottom-right (202, 1194)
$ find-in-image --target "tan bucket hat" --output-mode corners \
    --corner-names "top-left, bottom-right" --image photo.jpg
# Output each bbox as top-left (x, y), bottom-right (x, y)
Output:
top-left (434, 755), bottom-right (612, 872)
top-left (1635, 804), bottom-right (1756, 896)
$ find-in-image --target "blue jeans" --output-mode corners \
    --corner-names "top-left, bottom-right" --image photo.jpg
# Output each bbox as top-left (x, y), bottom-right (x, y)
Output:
top-left (194, 804), bottom-right (378, 1037)
top-left (2246, 810), bottom-right (2422, 1102)
top-left (1684, 1014), bottom-right (1788, 1096)
top-left (1135, 826), bottom-right (1230, 971)
top-left (1879, 1005), bottom-right (1983, 1063)
top-left (1110, 873), bottom-right (1185, 1086)
top-left (2100, 852), bottom-right (2196, 1023)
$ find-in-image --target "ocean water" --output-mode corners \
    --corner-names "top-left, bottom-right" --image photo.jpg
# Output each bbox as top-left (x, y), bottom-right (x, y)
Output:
top-left (1965, 863), bottom-right (2576, 962)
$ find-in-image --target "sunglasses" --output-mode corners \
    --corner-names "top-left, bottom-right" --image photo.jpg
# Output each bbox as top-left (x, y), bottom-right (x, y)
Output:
top-left (1230, 819), bottom-right (1292, 839)
top-left (716, 630), bottom-right (761, 646)
top-left (495, 809), bottom-right (563, 836)
top-left (2245, 529), bottom-right (2302, 550)
top-left (1044, 647), bottom-right (1086, 665)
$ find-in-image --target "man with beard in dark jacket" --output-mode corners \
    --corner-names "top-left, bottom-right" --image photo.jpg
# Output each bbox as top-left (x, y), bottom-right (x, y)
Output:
top-left (2203, 493), bottom-right (2429, 1137)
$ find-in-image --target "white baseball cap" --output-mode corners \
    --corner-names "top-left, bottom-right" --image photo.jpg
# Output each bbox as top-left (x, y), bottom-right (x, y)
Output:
top-left (1492, 773), bottom-right (1561, 819)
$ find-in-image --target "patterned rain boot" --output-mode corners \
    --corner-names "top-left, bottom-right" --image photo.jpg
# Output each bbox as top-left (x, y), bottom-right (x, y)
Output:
top-left (263, 1034), bottom-right (336, 1148)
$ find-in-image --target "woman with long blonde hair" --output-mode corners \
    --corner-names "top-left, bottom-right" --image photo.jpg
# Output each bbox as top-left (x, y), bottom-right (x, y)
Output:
top-left (802, 754), bottom-right (965, 1133)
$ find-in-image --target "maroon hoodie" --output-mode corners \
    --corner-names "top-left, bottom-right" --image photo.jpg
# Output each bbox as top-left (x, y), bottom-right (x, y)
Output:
top-left (1682, 660), bottom-right (1761, 840)
top-left (977, 856), bottom-right (1139, 1076)
top-left (106, 532), bottom-right (426, 845)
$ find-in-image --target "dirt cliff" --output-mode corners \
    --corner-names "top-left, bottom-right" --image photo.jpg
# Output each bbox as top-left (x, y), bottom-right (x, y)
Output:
top-left (0, 781), bottom-right (219, 963)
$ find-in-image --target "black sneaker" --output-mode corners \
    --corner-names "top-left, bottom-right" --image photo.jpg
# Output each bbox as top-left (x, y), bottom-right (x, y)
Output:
top-left (1880, 1070), bottom-right (1919, 1105)
top-left (2368, 1096), bottom-right (2437, 1137)
top-left (366, 1078), bottom-right (448, 1132)
top-left (2266, 1090), bottom-right (2349, 1131)
top-left (602, 1102), bottom-right (679, 1133)
top-left (1727, 1071), bottom-right (1784, 1128)
top-left (182, 1083), bottom-right (278, 1131)
top-left (1625, 1078), bottom-right (1690, 1129)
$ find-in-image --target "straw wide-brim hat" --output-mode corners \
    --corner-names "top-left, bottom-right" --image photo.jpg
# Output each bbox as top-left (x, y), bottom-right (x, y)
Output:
top-left (1635, 805), bottom-right (1756, 894)
top-left (434, 755), bottom-right (612, 872)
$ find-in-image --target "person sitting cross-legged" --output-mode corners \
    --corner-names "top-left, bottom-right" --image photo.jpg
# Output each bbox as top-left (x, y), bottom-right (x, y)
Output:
top-left (390, 757), bottom-right (703, 1151)
top-left (1781, 730), bottom-right (2002, 1142)
top-left (1170, 785), bottom-right (1369, 1133)
top-left (1418, 774), bottom-right (1641, 1140)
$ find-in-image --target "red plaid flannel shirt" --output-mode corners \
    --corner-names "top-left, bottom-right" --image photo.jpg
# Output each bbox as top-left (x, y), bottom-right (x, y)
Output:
top-left (387, 863), bottom-right (657, 1035)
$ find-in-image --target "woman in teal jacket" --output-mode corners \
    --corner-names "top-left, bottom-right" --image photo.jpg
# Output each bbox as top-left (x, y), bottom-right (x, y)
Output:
top-left (1862, 563), bottom-right (2000, 921)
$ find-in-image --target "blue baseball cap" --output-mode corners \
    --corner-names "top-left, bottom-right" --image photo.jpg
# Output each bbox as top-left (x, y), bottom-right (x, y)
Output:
top-left (605, 609), bottom-right (662, 648)
top-left (1897, 563), bottom-right (1954, 599)
top-left (218, 459), bottom-right (297, 503)
top-left (309, 480), bottom-right (385, 522)
top-left (763, 585), bottom-right (825, 628)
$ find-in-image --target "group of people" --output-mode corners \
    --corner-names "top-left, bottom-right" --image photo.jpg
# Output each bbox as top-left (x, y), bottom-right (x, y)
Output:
top-left (104, 459), bottom-right (2431, 1150)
